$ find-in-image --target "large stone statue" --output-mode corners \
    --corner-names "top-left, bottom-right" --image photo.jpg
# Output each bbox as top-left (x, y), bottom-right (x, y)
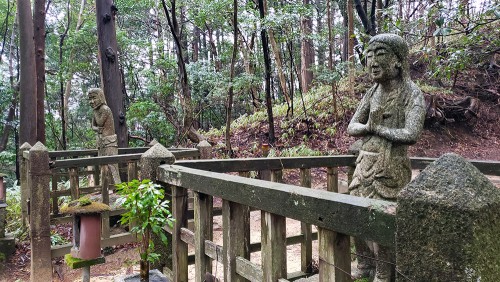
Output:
top-left (347, 34), bottom-right (425, 281)
top-left (88, 88), bottom-right (121, 184)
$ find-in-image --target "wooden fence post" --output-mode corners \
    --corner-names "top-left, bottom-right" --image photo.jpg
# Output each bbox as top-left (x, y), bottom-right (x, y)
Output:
top-left (28, 142), bottom-right (52, 282)
top-left (319, 167), bottom-right (351, 282)
top-left (194, 140), bottom-right (215, 281)
top-left (299, 168), bottom-right (313, 273)
top-left (223, 170), bottom-right (250, 282)
top-left (140, 143), bottom-right (176, 272)
top-left (19, 142), bottom-right (31, 227)
top-left (173, 184), bottom-right (188, 282)
top-left (69, 167), bottom-right (79, 200)
top-left (261, 169), bottom-right (287, 281)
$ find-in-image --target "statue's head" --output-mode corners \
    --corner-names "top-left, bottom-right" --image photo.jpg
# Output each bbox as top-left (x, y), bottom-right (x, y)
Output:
top-left (87, 88), bottom-right (106, 109)
top-left (365, 33), bottom-right (410, 83)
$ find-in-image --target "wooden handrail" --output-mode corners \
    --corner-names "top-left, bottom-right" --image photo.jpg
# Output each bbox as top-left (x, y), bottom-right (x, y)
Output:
top-left (158, 165), bottom-right (396, 246)
top-left (175, 155), bottom-right (500, 176)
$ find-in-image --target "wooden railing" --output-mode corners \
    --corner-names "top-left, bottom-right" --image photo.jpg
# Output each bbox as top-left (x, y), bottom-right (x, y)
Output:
top-left (19, 142), bottom-right (201, 268)
top-left (21, 139), bottom-right (500, 281)
top-left (157, 156), bottom-right (500, 281)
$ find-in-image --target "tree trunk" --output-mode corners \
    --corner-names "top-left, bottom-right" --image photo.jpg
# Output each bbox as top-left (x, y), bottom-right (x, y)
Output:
top-left (327, 0), bottom-right (338, 120)
top-left (268, 28), bottom-right (291, 114)
top-left (61, 0), bottom-right (87, 150)
top-left (33, 0), bottom-right (46, 144)
top-left (225, 0), bottom-right (238, 156)
top-left (96, 0), bottom-right (128, 148)
top-left (161, 0), bottom-right (203, 144)
top-left (17, 0), bottom-right (37, 145)
top-left (258, 0), bottom-right (275, 145)
top-left (301, 0), bottom-right (314, 94)
top-left (347, 0), bottom-right (355, 96)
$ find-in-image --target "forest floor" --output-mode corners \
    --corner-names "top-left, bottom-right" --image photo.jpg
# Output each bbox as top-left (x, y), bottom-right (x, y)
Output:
top-left (1, 62), bottom-right (499, 281)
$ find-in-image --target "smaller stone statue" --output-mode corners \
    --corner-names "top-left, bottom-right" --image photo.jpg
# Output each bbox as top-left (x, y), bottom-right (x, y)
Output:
top-left (87, 88), bottom-right (121, 184)
top-left (347, 34), bottom-right (426, 282)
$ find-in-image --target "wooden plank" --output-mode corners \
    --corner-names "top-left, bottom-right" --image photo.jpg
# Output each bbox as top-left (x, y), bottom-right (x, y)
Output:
top-left (322, 167), bottom-right (351, 282)
top-left (180, 227), bottom-right (195, 245)
top-left (411, 157), bottom-right (500, 176)
top-left (176, 155), bottom-right (357, 173)
top-left (194, 192), bottom-right (213, 282)
top-left (223, 200), bottom-right (250, 282)
top-left (101, 166), bottom-right (110, 240)
top-left (235, 256), bottom-right (262, 282)
top-left (173, 185), bottom-right (189, 282)
top-left (51, 232), bottom-right (137, 258)
top-left (205, 239), bottom-right (224, 263)
top-left (261, 210), bottom-right (287, 281)
top-left (158, 165), bottom-right (396, 246)
top-left (69, 167), bottom-right (79, 200)
top-left (300, 168), bottom-right (313, 273)
top-left (50, 150), bottom-right (201, 169)
top-left (51, 173), bottom-right (59, 215)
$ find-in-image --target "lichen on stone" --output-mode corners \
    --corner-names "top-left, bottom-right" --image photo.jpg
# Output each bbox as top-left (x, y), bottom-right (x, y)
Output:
top-left (60, 196), bottom-right (110, 214)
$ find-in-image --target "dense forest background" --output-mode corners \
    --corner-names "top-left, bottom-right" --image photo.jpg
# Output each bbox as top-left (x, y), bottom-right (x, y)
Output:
top-left (0, 0), bottom-right (499, 176)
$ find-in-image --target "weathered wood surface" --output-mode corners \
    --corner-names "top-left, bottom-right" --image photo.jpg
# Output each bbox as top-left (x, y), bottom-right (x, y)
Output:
top-left (223, 200), bottom-right (250, 282)
top-left (47, 147), bottom-right (199, 159)
top-left (175, 156), bottom-right (500, 176)
top-left (172, 185), bottom-right (189, 282)
top-left (158, 165), bottom-right (396, 246)
top-left (51, 232), bottom-right (136, 258)
top-left (320, 167), bottom-right (351, 282)
top-left (194, 192), bottom-right (213, 282)
top-left (235, 256), bottom-right (262, 282)
top-left (300, 168), bottom-right (313, 273)
top-left (176, 155), bottom-right (357, 172)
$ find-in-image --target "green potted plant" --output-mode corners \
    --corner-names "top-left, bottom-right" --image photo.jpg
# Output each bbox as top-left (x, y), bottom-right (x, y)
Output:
top-left (115, 179), bottom-right (173, 282)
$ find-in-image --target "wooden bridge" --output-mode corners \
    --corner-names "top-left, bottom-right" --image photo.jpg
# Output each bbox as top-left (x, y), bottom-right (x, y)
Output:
top-left (16, 141), bottom-right (500, 281)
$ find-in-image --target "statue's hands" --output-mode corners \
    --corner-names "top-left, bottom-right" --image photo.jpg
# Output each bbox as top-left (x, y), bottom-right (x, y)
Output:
top-left (97, 127), bottom-right (104, 134)
top-left (368, 108), bottom-right (383, 133)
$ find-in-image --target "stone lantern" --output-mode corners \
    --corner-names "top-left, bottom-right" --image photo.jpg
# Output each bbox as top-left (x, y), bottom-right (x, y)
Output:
top-left (61, 198), bottom-right (110, 260)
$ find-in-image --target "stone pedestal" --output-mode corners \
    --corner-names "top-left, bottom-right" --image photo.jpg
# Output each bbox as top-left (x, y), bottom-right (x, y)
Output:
top-left (396, 153), bottom-right (500, 281)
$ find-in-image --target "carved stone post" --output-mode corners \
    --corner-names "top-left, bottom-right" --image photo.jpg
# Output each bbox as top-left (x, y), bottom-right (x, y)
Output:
top-left (19, 142), bottom-right (31, 227)
top-left (196, 140), bottom-right (212, 160)
top-left (28, 142), bottom-right (52, 281)
top-left (140, 143), bottom-right (175, 272)
top-left (397, 154), bottom-right (500, 281)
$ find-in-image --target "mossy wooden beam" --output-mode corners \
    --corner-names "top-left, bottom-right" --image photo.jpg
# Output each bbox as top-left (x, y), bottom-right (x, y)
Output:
top-left (158, 165), bottom-right (396, 246)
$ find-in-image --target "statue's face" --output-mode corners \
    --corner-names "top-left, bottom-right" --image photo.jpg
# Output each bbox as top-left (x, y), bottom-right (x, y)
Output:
top-left (365, 42), bottom-right (401, 83)
top-left (88, 92), bottom-right (103, 109)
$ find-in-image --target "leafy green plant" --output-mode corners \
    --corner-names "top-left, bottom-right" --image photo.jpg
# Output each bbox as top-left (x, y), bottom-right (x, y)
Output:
top-left (115, 179), bottom-right (173, 279)
top-left (5, 182), bottom-right (27, 240)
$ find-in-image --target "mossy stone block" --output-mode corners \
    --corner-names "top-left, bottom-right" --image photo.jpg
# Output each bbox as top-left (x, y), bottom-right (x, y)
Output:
top-left (396, 153), bottom-right (500, 281)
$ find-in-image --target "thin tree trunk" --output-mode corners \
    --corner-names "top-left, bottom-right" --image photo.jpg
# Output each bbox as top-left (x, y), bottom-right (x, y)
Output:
top-left (95, 0), bottom-right (128, 148)
top-left (301, 0), bottom-right (314, 94)
top-left (61, 0), bottom-right (86, 150)
top-left (1, 14), bottom-right (18, 152)
top-left (161, 0), bottom-right (204, 144)
top-left (258, 0), bottom-right (275, 145)
top-left (268, 30), bottom-right (291, 115)
top-left (327, 0), bottom-right (337, 120)
top-left (225, 0), bottom-right (238, 156)
top-left (347, 0), bottom-right (355, 96)
top-left (17, 0), bottom-right (37, 145)
top-left (34, 0), bottom-right (46, 144)
top-left (0, 0), bottom-right (12, 62)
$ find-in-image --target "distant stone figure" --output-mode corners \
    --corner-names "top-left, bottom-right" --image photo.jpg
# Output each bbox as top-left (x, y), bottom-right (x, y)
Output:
top-left (347, 34), bottom-right (425, 281)
top-left (88, 88), bottom-right (121, 184)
